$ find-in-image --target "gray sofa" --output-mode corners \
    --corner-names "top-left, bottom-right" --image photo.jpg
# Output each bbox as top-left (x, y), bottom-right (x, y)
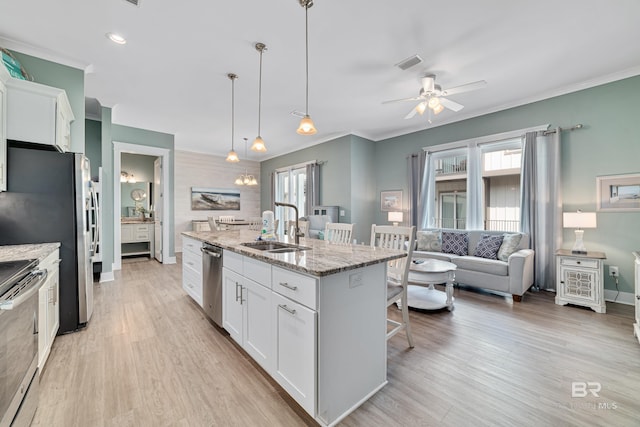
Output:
top-left (413, 228), bottom-right (534, 301)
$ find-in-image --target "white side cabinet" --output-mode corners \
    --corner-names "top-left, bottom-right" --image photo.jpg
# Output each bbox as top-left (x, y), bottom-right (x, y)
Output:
top-left (555, 249), bottom-right (606, 313)
top-left (5, 77), bottom-right (74, 152)
top-left (38, 248), bottom-right (60, 373)
top-left (182, 236), bottom-right (203, 306)
top-left (633, 251), bottom-right (640, 344)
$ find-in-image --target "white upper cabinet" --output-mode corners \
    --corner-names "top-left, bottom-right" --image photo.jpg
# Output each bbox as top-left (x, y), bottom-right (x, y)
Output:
top-left (0, 66), bottom-right (7, 191)
top-left (5, 77), bottom-right (74, 152)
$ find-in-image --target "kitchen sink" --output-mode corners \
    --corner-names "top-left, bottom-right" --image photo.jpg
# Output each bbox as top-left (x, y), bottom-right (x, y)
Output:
top-left (240, 241), bottom-right (311, 253)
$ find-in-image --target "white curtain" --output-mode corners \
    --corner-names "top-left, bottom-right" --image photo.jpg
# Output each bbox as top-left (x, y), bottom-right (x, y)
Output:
top-left (520, 129), bottom-right (562, 290)
top-left (466, 142), bottom-right (484, 230)
top-left (419, 151), bottom-right (435, 229)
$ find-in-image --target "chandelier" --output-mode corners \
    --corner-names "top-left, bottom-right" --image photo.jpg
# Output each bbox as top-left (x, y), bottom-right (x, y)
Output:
top-left (235, 138), bottom-right (258, 186)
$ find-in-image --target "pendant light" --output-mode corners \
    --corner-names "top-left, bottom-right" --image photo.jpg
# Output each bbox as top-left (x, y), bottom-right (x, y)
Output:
top-left (225, 73), bottom-right (240, 163)
top-left (235, 138), bottom-right (258, 186)
top-left (296, 0), bottom-right (317, 135)
top-left (251, 43), bottom-right (268, 152)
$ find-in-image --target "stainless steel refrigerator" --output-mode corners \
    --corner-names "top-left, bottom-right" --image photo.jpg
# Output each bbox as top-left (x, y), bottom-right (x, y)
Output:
top-left (0, 142), bottom-right (94, 333)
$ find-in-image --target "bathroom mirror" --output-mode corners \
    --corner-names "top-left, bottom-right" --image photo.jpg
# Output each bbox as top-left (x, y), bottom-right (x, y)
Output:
top-left (122, 182), bottom-right (151, 218)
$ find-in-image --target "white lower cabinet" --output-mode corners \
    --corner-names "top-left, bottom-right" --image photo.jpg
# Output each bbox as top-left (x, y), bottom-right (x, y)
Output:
top-left (38, 248), bottom-right (60, 372)
top-left (272, 291), bottom-right (316, 415)
top-left (222, 265), bottom-right (274, 373)
top-left (182, 236), bottom-right (203, 306)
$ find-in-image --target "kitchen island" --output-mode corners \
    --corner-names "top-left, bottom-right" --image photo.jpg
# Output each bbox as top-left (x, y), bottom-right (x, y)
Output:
top-left (181, 229), bottom-right (406, 426)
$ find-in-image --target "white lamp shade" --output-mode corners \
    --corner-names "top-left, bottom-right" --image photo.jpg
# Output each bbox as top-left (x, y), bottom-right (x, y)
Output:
top-left (388, 211), bottom-right (403, 223)
top-left (563, 212), bottom-right (597, 229)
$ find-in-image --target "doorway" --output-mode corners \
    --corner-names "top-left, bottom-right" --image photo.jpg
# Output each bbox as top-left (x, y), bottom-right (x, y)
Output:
top-left (113, 142), bottom-right (171, 270)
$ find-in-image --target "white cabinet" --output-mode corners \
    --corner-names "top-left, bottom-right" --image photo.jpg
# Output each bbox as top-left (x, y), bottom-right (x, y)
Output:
top-left (633, 252), bottom-right (640, 344)
top-left (38, 248), bottom-right (60, 373)
top-left (0, 73), bottom-right (6, 192)
top-left (5, 78), bottom-right (74, 152)
top-left (121, 223), bottom-right (154, 257)
top-left (182, 236), bottom-right (203, 306)
top-left (222, 254), bottom-right (274, 373)
top-left (272, 290), bottom-right (316, 415)
top-left (555, 249), bottom-right (606, 313)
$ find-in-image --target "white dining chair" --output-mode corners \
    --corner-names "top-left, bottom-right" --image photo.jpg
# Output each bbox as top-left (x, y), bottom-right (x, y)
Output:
top-left (324, 222), bottom-right (354, 244)
top-left (287, 220), bottom-right (309, 239)
top-left (370, 224), bottom-right (416, 348)
top-left (248, 217), bottom-right (262, 231)
top-left (208, 217), bottom-right (229, 231)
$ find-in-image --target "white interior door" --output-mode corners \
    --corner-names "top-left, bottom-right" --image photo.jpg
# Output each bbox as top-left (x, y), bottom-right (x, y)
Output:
top-left (154, 157), bottom-right (163, 262)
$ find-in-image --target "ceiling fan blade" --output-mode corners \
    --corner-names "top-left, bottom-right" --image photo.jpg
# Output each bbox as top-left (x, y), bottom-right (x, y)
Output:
top-left (404, 106), bottom-right (419, 120)
top-left (382, 96), bottom-right (422, 104)
top-left (439, 97), bottom-right (464, 112)
top-left (441, 80), bottom-right (487, 96)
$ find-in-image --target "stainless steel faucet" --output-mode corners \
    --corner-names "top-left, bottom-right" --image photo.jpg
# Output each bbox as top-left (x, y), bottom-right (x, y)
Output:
top-left (274, 202), bottom-right (303, 244)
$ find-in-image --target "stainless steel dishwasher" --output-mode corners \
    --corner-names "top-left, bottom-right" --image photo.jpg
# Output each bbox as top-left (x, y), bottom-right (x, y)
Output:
top-left (201, 244), bottom-right (223, 327)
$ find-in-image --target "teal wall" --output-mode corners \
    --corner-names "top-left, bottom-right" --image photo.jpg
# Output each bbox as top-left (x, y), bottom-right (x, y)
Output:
top-left (350, 136), bottom-right (377, 243)
top-left (262, 76), bottom-right (640, 295)
top-left (11, 51), bottom-right (85, 153)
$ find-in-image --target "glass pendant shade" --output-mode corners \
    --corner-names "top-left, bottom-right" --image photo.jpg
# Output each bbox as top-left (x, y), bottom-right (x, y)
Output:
top-left (416, 102), bottom-right (427, 115)
top-left (251, 136), bottom-right (266, 152)
top-left (428, 96), bottom-right (440, 109)
top-left (226, 149), bottom-right (239, 163)
top-left (297, 115), bottom-right (317, 135)
top-left (234, 177), bottom-right (244, 185)
top-left (433, 104), bottom-right (445, 115)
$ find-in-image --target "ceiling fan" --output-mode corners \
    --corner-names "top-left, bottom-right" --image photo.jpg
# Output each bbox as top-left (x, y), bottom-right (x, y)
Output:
top-left (383, 74), bottom-right (487, 120)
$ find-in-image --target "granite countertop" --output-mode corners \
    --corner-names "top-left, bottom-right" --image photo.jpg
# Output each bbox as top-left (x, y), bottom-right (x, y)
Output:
top-left (182, 229), bottom-right (406, 277)
top-left (0, 243), bottom-right (61, 263)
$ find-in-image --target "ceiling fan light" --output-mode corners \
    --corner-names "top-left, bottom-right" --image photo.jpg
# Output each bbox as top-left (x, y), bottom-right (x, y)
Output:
top-left (433, 104), bottom-right (445, 115)
top-left (226, 149), bottom-right (239, 163)
top-left (251, 136), bottom-right (267, 152)
top-left (416, 102), bottom-right (427, 115)
top-left (297, 115), bottom-right (317, 135)
top-left (428, 97), bottom-right (440, 109)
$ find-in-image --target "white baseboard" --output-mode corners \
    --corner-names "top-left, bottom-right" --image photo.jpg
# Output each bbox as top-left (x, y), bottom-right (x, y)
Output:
top-left (100, 271), bottom-right (115, 282)
top-left (604, 289), bottom-right (634, 306)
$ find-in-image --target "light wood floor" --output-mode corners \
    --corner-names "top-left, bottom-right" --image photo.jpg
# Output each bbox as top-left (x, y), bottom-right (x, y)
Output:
top-left (32, 256), bottom-right (640, 426)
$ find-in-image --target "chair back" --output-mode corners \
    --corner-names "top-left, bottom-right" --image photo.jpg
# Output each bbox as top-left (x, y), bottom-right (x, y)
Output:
top-left (248, 217), bottom-right (261, 231)
top-left (370, 224), bottom-right (416, 284)
top-left (324, 223), bottom-right (354, 244)
top-left (287, 220), bottom-right (309, 238)
top-left (208, 217), bottom-right (229, 231)
top-left (218, 215), bottom-right (235, 223)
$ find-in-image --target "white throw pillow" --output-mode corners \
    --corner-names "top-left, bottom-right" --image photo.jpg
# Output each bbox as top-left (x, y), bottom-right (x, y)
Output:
top-left (497, 233), bottom-right (523, 261)
top-left (416, 230), bottom-right (442, 252)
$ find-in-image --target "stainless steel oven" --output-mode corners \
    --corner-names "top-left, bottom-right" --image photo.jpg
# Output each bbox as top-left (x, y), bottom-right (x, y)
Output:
top-left (0, 259), bottom-right (47, 427)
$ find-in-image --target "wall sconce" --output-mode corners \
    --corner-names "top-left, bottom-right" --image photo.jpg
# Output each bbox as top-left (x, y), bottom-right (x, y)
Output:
top-left (120, 171), bottom-right (136, 183)
top-left (563, 211), bottom-right (597, 254)
top-left (388, 211), bottom-right (403, 226)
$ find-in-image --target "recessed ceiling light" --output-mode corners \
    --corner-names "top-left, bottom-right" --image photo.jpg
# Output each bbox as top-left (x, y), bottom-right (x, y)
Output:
top-left (106, 32), bottom-right (127, 45)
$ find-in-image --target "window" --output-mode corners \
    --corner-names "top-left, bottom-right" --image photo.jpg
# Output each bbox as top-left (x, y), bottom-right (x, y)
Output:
top-left (274, 165), bottom-right (308, 233)
top-left (424, 138), bottom-right (523, 232)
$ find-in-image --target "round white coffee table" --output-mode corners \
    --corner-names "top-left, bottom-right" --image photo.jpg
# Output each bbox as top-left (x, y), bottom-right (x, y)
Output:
top-left (407, 259), bottom-right (456, 311)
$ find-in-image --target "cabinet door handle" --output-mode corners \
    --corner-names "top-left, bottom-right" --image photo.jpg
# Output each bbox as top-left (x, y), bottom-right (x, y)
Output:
top-left (278, 282), bottom-right (298, 291)
top-left (278, 304), bottom-right (296, 315)
top-left (240, 287), bottom-right (245, 304)
top-left (235, 282), bottom-right (240, 302)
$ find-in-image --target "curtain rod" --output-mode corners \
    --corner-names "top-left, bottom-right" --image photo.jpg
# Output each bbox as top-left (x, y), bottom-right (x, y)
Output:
top-left (542, 124), bottom-right (583, 136)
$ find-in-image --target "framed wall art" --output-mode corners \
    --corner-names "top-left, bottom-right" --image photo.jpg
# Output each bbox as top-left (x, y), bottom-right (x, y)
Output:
top-left (191, 187), bottom-right (241, 211)
top-left (380, 190), bottom-right (403, 212)
top-left (596, 173), bottom-right (640, 212)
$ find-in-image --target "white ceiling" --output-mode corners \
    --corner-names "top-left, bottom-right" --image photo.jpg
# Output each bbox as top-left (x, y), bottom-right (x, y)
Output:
top-left (2, 0), bottom-right (640, 161)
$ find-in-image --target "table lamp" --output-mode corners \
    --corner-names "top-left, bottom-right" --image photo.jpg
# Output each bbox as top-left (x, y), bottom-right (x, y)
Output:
top-left (388, 211), bottom-right (403, 226)
top-left (563, 211), bottom-right (597, 254)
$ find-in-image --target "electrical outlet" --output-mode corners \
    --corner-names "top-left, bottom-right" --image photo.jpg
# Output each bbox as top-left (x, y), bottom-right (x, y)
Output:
top-left (609, 266), bottom-right (619, 277)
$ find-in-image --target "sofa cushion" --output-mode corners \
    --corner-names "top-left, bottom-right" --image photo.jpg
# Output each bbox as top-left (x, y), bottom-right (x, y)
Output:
top-left (416, 230), bottom-right (442, 252)
top-left (498, 233), bottom-right (523, 261)
top-left (453, 256), bottom-right (509, 276)
top-left (442, 231), bottom-right (468, 256)
top-left (473, 234), bottom-right (504, 260)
